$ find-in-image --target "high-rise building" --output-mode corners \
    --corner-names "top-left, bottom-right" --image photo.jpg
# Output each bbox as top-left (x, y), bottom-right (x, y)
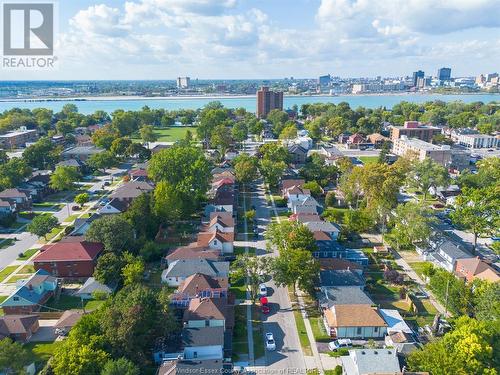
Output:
top-left (412, 70), bottom-right (424, 86)
top-left (256, 86), bottom-right (283, 118)
top-left (318, 74), bottom-right (331, 86)
top-left (437, 67), bottom-right (451, 81)
top-left (176, 77), bottom-right (190, 89)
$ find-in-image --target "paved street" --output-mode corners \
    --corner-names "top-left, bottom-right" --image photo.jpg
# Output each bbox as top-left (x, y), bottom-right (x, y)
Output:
top-left (241, 183), bottom-right (307, 372)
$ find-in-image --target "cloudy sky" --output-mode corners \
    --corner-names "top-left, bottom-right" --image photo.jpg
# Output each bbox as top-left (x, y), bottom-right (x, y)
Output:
top-left (5, 0), bottom-right (500, 80)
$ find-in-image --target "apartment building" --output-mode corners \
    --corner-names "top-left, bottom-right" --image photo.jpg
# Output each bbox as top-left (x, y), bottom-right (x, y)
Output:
top-left (456, 133), bottom-right (498, 149)
top-left (392, 137), bottom-right (452, 166)
top-left (389, 121), bottom-right (441, 142)
top-left (0, 127), bottom-right (38, 149)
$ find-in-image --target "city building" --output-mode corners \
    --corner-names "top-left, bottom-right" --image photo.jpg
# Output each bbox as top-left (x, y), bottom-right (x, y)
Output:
top-left (256, 86), bottom-right (283, 118)
top-left (412, 70), bottom-right (424, 86)
top-left (456, 133), bottom-right (498, 149)
top-left (318, 74), bottom-right (331, 86)
top-left (389, 121), bottom-right (441, 142)
top-left (0, 127), bottom-right (38, 149)
top-left (437, 67), bottom-right (452, 81)
top-left (392, 137), bottom-right (452, 166)
top-left (176, 77), bottom-right (190, 89)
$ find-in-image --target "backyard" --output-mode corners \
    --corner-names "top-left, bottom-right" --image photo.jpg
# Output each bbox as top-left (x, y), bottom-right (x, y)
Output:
top-left (131, 126), bottom-right (197, 142)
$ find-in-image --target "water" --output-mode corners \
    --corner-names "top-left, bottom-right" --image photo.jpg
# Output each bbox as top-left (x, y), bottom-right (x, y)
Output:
top-left (0, 93), bottom-right (498, 114)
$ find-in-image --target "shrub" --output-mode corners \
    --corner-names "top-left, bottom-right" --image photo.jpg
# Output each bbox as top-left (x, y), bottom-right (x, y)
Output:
top-left (325, 191), bottom-right (336, 207)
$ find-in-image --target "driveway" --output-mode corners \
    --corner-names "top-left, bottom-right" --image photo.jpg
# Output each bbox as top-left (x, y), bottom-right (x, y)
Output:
top-left (30, 319), bottom-right (57, 342)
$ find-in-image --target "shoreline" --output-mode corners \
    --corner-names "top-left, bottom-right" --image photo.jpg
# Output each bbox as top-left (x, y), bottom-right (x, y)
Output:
top-left (1, 92), bottom-right (497, 103)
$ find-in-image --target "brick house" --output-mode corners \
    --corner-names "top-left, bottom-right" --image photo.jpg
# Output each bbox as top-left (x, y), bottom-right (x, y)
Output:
top-left (0, 315), bottom-right (39, 342)
top-left (33, 240), bottom-right (104, 278)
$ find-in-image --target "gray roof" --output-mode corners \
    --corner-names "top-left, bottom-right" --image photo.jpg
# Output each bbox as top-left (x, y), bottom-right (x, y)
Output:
top-left (109, 181), bottom-right (154, 200)
top-left (62, 146), bottom-right (103, 156)
top-left (75, 277), bottom-right (114, 296)
top-left (318, 286), bottom-right (373, 308)
top-left (320, 270), bottom-right (365, 287)
top-left (56, 159), bottom-right (84, 168)
top-left (341, 349), bottom-right (400, 375)
top-left (437, 240), bottom-right (472, 260)
top-left (288, 144), bottom-right (307, 154)
top-left (163, 259), bottom-right (229, 278)
top-left (304, 221), bottom-right (340, 233)
top-left (182, 326), bottom-right (224, 347)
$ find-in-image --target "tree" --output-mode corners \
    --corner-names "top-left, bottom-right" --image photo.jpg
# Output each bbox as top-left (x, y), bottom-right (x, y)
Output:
top-left (121, 252), bottom-right (145, 285)
top-left (271, 248), bottom-right (319, 296)
top-left (210, 123), bottom-right (233, 157)
top-left (52, 340), bottom-right (109, 375)
top-left (101, 358), bottom-right (139, 375)
top-left (342, 209), bottom-right (374, 235)
top-left (56, 120), bottom-right (74, 135)
top-left (265, 221), bottom-right (317, 253)
top-left (86, 215), bottom-right (134, 253)
top-left (50, 166), bottom-right (80, 191)
top-left (0, 338), bottom-right (30, 374)
top-left (110, 138), bottom-right (132, 157)
top-left (23, 137), bottom-right (61, 169)
top-left (451, 187), bottom-right (499, 253)
top-left (0, 150), bottom-right (8, 165)
top-left (474, 281), bottom-right (500, 322)
top-left (259, 159), bottom-right (286, 187)
top-left (111, 111), bottom-right (138, 136)
top-left (233, 154), bottom-right (259, 185)
top-left (197, 108), bottom-right (228, 146)
top-left (279, 123), bottom-right (298, 140)
top-left (303, 181), bottom-right (322, 197)
top-left (92, 129), bottom-right (116, 150)
top-left (27, 214), bottom-right (58, 240)
top-left (122, 193), bottom-right (158, 239)
top-left (93, 252), bottom-right (125, 285)
top-left (87, 151), bottom-right (116, 173)
top-left (407, 158), bottom-right (449, 201)
top-left (325, 191), bottom-right (336, 208)
top-left (387, 202), bottom-right (436, 250)
top-left (74, 193), bottom-right (89, 208)
top-left (407, 316), bottom-right (498, 375)
top-left (232, 254), bottom-right (272, 300)
top-left (0, 158), bottom-right (31, 190)
top-left (153, 181), bottom-right (184, 222)
top-left (232, 121), bottom-right (248, 143)
top-left (139, 125), bottom-right (157, 146)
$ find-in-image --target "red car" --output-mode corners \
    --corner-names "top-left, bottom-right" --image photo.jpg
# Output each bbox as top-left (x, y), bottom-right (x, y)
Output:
top-left (260, 297), bottom-right (270, 314)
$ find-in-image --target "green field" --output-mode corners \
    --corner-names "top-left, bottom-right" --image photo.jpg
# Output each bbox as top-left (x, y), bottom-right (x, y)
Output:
top-left (132, 126), bottom-right (197, 142)
top-left (0, 265), bottom-right (18, 282)
top-left (358, 156), bottom-right (379, 165)
top-left (24, 341), bottom-right (63, 367)
top-left (17, 248), bottom-right (39, 260)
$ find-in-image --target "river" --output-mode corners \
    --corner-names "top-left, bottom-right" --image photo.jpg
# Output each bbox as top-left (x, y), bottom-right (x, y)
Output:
top-left (0, 93), bottom-right (498, 114)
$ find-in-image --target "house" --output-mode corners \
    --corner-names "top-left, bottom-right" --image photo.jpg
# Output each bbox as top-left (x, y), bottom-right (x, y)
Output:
top-left (0, 127), bottom-right (38, 148)
top-left (430, 184), bottom-right (461, 205)
top-left (208, 212), bottom-right (235, 227)
top-left (183, 297), bottom-right (234, 331)
top-left (429, 240), bottom-right (473, 272)
top-left (347, 133), bottom-right (365, 147)
top-left (289, 213), bottom-right (322, 223)
top-left (288, 144), bottom-right (308, 166)
top-left (97, 198), bottom-right (129, 215)
top-left (304, 221), bottom-right (340, 240)
top-left (0, 270), bottom-right (58, 315)
top-left (315, 241), bottom-right (369, 266)
top-left (202, 216), bottom-right (234, 234)
top-left (318, 286), bottom-right (373, 309)
top-left (455, 257), bottom-right (500, 283)
top-left (281, 179), bottom-right (305, 197)
top-left (161, 259), bottom-right (229, 287)
top-left (338, 133), bottom-right (352, 144)
top-left (0, 200), bottom-right (16, 217)
top-left (323, 304), bottom-right (387, 338)
top-left (0, 315), bottom-right (39, 342)
top-left (197, 231), bottom-right (234, 254)
top-left (284, 185), bottom-right (311, 203)
top-left (74, 277), bottom-right (114, 299)
top-left (367, 133), bottom-right (390, 147)
top-left (56, 158), bottom-right (85, 172)
top-left (109, 181), bottom-right (154, 205)
top-left (0, 188), bottom-right (32, 211)
top-left (23, 171), bottom-right (53, 201)
top-left (128, 168), bottom-right (149, 181)
top-left (71, 214), bottom-right (101, 236)
top-left (165, 245), bottom-right (220, 267)
top-left (171, 273), bottom-right (228, 308)
top-left (289, 196), bottom-right (322, 215)
top-left (341, 349), bottom-right (401, 375)
top-left (379, 309), bottom-right (413, 335)
top-left (318, 259), bottom-right (364, 274)
top-left (33, 240), bottom-right (104, 278)
top-left (54, 310), bottom-right (84, 333)
top-left (320, 269), bottom-right (365, 288)
top-left (182, 326), bottom-right (224, 360)
top-left (75, 134), bottom-right (92, 146)
top-left (61, 146), bottom-right (104, 161)
top-left (384, 331), bottom-right (419, 356)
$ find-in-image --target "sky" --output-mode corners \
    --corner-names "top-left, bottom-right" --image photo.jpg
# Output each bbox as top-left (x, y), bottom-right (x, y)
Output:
top-left (3, 0), bottom-right (500, 80)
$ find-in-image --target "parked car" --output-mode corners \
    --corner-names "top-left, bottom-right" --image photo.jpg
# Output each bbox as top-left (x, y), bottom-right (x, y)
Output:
top-left (259, 284), bottom-right (267, 297)
top-left (265, 332), bottom-right (276, 351)
top-left (55, 328), bottom-right (68, 336)
top-left (260, 297), bottom-right (270, 314)
top-left (72, 205), bottom-right (81, 211)
top-left (328, 339), bottom-right (352, 351)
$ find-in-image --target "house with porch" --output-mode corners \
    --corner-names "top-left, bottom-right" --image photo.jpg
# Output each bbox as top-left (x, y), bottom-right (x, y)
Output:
top-left (170, 273), bottom-right (228, 308)
top-left (323, 304), bottom-right (387, 339)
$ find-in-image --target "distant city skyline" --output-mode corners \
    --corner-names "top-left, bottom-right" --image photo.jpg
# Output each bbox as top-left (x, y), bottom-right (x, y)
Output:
top-left (1, 0), bottom-right (499, 80)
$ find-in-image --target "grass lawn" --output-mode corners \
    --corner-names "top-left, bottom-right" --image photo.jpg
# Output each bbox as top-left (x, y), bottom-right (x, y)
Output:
top-left (84, 299), bottom-right (106, 311)
top-left (33, 202), bottom-right (64, 210)
top-left (0, 296), bottom-right (7, 303)
top-left (229, 278), bottom-right (247, 300)
top-left (409, 261), bottom-right (432, 279)
top-left (17, 248), bottom-right (39, 260)
top-left (24, 341), bottom-right (63, 367)
top-left (0, 238), bottom-right (15, 249)
top-left (131, 126), bottom-right (197, 142)
top-left (64, 213), bottom-right (90, 222)
top-left (41, 226), bottom-right (64, 243)
top-left (44, 295), bottom-right (84, 311)
top-left (251, 305), bottom-right (265, 359)
top-left (7, 275), bottom-right (31, 283)
top-left (232, 305), bottom-right (249, 360)
top-left (19, 265), bottom-right (36, 273)
top-left (0, 265), bottom-right (18, 282)
top-left (358, 156), bottom-right (379, 165)
top-left (310, 316), bottom-right (331, 343)
top-left (7, 221), bottom-right (26, 230)
top-left (292, 308), bottom-right (312, 356)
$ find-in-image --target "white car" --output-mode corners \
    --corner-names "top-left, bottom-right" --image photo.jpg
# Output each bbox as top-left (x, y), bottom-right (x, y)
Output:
top-left (328, 338), bottom-right (352, 351)
top-left (259, 284), bottom-right (267, 297)
top-left (265, 332), bottom-right (276, 351)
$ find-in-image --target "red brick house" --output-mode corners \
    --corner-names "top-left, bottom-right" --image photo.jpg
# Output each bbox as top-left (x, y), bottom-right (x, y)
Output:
top-left (33, 241), bottom-right (104, 278)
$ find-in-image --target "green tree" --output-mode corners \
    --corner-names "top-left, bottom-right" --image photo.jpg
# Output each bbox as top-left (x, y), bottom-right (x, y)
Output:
top-left (86, 215), bottom-right (134, 253)
top-left (111, 111), bottom-right (138, 136)
top-left (121, 252), bottom-right (145, 285)
top-left (153, 181), bottom-right (185, 222)
top-left (210, 123), bottom-right (233, 157)
top-left (92, 129), bottom-right (116, 150)
top-left (56, 120), bottom-right (74, 135)
top-left (122, 193), bottom-right (158, 239)
top-left (303, 181), bottom-right (322, 197)
top-left (93, 252), bottom-right (125, 285)
top-left (0, 158), bottom-right (31, 189)
top-left (101, 358), bottom-right (139, 375)
top-left (266, 221), bottom-right (317, 253)
top-left (474, 281), bottom-right (500, 322)
top-left (407, 158), bottom-right (449, 201)
top-left (0, 150), bottom-right (7, 165)
top-left (110, 138), bottom-right (132, 157)
top-left (139, 125), bottom-right (157, 146)
top-left (259, 159), bottom-right (286, 187)
top-left (50, 166), bottom-right (80, 191)
top-left (233, 154), bottom-right (259, 185)
top-left (451, 187), bottom-right (499, 253)
top-left (87, 151), bottom-right (116, 173)
top-left (23, 137), bottom-right (61, 169)
top-left (74, 193), bottom-right (89, 208)
top-left (52, 341), bottom-right (109, 375)
top-left (0, 338), bottom-right (30, 374)
top-left (343, 209), bottom-right (374, 236)
top-left (197, 108), bottom-right (228, 146)
top-left (279, 123), bottom-right (298, 140)
top-left (232, 254), bottom-right (272, 300)
top-left (27, 214), bottom-right (58, 240)
top-left (232, 121), bottom-right (248, 143)
top-left (325, 191), bottom-right (336, 208)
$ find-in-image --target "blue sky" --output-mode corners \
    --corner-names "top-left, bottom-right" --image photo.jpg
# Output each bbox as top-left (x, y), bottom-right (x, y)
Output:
top-left (4, 0), bottom-right (500, 80)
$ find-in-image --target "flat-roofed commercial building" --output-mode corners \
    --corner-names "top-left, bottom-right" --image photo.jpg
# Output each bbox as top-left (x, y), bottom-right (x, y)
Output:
top-left (389, 121), bottom-right (441, 143)
top-left (0, 127), bottom-right (38, 149)
top-left (392, 136), bottom-right (452, 166)
top-left (456, 133), bottom-right (498, 149)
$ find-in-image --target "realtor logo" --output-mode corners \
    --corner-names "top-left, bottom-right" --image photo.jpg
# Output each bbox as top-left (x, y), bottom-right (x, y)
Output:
top-left (2, 1), bottom-right (57, 69)
top-left (3, 2), bottom-right (53, 55)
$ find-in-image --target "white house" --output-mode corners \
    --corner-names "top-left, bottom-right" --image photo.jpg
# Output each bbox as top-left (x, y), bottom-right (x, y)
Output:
top-left (182, 326), bottom-right (224, 361)
top-left (161, 259), bottom-right (229, 287)
top-left (323, 304), bottom-right (387, 339)
top-left (197, 231), bottom-right (234, 254)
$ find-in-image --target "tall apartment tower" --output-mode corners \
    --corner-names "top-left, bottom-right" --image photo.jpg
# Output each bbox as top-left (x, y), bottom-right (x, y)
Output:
top-left (256, 86), bottom-right (283, 118)
top-left (437, 67), bottom-right (451, 81)
top-left (176, 77), bottom-right (190, 89)
top-left (412, 70), bottom-right (425, 86)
